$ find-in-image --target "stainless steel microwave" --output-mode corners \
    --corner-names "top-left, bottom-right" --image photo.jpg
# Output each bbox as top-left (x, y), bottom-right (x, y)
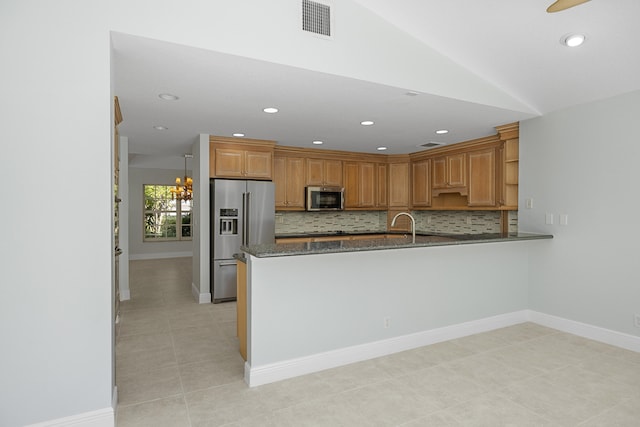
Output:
top-left (305, 186), bottom-right (344, 211)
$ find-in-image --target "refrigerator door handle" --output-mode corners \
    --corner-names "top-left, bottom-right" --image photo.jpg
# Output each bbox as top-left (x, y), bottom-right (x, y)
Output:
top-left (242, 192), bottom-right (246, 245)
top-left (244, 191), bottom-right (251, 245)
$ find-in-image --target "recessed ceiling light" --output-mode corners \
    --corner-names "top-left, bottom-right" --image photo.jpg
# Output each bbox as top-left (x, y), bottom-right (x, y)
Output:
top-left (233, 133), bottom-right (245, 137)
top-left (435, 129), bottom-right (449, 135)
top-left (377, 146), bottom-right (388, 151)
top-left (562, 33), bottom-right (586, 47)
top-left (153, 125), bottom-right (168, 131)
top-left (361, 120), bottom-right (374, 126)
top-left (158, 93), bottom-right (179, 101)
top-left (312, 140), bottom-right (324, 145)
top-left (263, 107), bottom-right (279, 113)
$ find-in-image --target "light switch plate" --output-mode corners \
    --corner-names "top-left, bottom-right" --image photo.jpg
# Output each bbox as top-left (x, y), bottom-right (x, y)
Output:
top-left (560, 214), bottom-right (568, 226)
top-left (525, 198), bottom-right (533, 209)
top-left (545, 213), bottom-right (554, 225)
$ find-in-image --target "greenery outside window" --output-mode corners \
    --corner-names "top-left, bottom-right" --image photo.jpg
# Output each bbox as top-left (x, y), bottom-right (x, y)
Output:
top-left (144, 184), bottom-right (192, 241)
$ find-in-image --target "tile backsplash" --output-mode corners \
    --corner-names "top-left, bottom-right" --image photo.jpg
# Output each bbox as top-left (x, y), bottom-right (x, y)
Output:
top-left (275, 210), bottom-right (518, 235)
top-left (275, 211), bottom-right (387, 234)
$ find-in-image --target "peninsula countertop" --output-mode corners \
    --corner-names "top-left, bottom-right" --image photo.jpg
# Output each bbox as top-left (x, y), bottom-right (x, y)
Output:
top-left (242, 232), bottom-right (553, 258)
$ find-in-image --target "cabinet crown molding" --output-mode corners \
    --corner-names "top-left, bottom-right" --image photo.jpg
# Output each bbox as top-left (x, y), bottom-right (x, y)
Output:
top-left (210, 135), bottom-right (276, 149)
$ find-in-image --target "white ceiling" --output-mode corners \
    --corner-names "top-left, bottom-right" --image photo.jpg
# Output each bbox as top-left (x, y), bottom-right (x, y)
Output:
top-left (113, 0), bottom-right (640, 166)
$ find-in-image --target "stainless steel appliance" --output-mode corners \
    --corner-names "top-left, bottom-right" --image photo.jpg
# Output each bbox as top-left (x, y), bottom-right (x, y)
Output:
top-left (305, 186), bottom-right (344, 211)
top-left (210, 179), bottom-right (275, 303)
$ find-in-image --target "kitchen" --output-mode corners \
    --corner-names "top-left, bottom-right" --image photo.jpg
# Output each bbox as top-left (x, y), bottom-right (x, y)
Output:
top-left (201, 125), bottom-right (553, 386)
top-left (208, 124), bottom-right (523, 298)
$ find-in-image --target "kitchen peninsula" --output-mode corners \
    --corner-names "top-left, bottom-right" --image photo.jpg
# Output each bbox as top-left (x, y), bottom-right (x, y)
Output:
top-left (212, 122), bottom-right (555, 387)
top-left (238, 231), bottom-right (552, 387)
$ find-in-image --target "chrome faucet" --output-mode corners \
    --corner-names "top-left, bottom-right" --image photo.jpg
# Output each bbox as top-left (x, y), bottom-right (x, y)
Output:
top-left (391, 212), bottom-right (416, 243)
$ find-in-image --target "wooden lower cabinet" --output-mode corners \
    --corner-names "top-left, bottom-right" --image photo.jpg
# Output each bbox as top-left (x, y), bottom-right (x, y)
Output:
top-left (275, 237), bottom-right (311, 244)
top-left (236, 259), bottom-right (247, 361)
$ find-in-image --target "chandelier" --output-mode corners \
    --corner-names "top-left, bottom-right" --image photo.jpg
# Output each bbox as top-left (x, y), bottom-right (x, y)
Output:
top-left (171, 154), bottom-right (193, 201)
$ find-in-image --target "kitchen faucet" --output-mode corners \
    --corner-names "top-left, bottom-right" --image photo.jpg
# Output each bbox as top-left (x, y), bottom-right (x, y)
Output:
top-left (391, 212), bottom-right (416, 243)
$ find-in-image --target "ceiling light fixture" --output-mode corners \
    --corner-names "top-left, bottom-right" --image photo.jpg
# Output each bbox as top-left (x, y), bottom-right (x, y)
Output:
top-left (435, 129), bottom-right (449, 135)
top-left (233, 133), bottom-right (245, 137)
top-left (361, 120), bottom-right (374, 126)
top-left (158, 93), bottom-right (179, 101)
top-left (377, 146), bottom-right (387, 151)
top-left (153, 125), bottom-right (168, 131)
top-left (562, 33), bottom-right (586, 47)
top-left (405, 91), bottom-right (419, 97)
top-left (312, 140), bottom-right (324, 145)
top-left (263, 107), bottom-right (279, 113)
top-left (171, 154), bottom-right (193, 201)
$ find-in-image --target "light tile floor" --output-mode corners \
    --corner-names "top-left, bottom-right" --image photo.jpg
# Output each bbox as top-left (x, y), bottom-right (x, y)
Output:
top-left (116, 257), bottom-right (640, 426)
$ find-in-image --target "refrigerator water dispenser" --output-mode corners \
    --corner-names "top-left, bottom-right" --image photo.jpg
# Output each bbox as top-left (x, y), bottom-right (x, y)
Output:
top-left (219, 208), bottom-right (238, 235)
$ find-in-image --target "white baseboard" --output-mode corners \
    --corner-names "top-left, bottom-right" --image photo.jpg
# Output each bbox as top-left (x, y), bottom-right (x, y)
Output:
top-left (129, 251), bottom-right (192, 261)
top-left (246, 310), bottom-right (640, 387)
top-left (192, 282), bottom-right (211, 304)
top-left (246, 310), bottom-right (529, 387)
top-left (25, 407), bottom-right (114, 427)
top-left (112, 386), bottom-right (118, 420)
top-left (527, 310), bottom-right (640, 353)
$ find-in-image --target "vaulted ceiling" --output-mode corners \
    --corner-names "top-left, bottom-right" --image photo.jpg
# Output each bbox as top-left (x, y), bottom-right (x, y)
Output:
top-left (113, 0), bottom-right (640, 167)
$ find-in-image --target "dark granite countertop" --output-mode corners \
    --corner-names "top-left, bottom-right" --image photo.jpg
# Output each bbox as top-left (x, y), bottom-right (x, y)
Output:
top-left (243, 232), bottom-right (553, 258)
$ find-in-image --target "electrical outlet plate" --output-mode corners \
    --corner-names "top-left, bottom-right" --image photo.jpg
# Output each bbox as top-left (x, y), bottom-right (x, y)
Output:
top-left (634, 314), bottom-right (640, 328)
top-left (384, 317), bottom-right (391, 328)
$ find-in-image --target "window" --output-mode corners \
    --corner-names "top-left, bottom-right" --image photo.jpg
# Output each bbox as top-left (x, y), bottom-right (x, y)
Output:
top-left (143, 184), bottom-right (192, 241)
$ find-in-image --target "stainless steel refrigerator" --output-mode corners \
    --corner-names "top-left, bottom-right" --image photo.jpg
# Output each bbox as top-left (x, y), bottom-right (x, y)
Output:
top-left (210, 179), bottom-right (275, 303)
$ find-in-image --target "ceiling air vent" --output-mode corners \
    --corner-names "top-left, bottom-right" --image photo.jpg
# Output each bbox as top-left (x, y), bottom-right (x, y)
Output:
top-left (419, 142), bottom-right (445, 149)
top-left (302, 0), bottom-right (332, 38)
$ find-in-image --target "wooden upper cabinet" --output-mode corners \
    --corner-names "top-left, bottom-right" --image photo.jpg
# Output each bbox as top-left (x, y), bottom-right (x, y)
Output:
top-left (209, 137), bottom-right (275, 180)
top-left (376, 163), bottom-right (388, 208)
top-left (274, 156), bottom-right (305, 209)
top-left (412, 159), bottom-right (431, 207)
top-left (214, 148), bottom-right (244, 177)
top-left (432, 153), bottom-right (467, 195)
top-left (388, 161), bottom-right (410, 208)
top-left (432, 157), bottom-right (447, 189)
top-left (360, 163), bottom-right (375, 207)
top-left (467, 148), bottom-right (496, 207)
top-left (306, 158), bottom-right (342, 187)
top-left (344, 162), bottom-right (377, 209)
top-left (500, 138), bottom-right (519, 208)
top-left (343, 162), bottom-right (359, 208)
top-left (214, 148), bottom-right (272, 179)
top-left (245, 150), bottom-right (273, 178)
